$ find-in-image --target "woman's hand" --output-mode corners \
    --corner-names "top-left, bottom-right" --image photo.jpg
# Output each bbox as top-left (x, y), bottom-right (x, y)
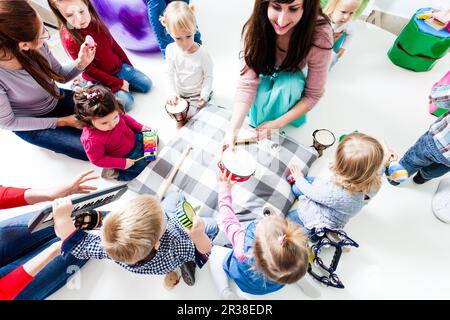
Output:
top-left (141, 125), bottom-right (152, 132)
top-left (75, 42), bottom-right (95, 70)
top-left (222, 130), bottom-right (237, 152)
top-left (49, 170), bottom-right (99, 199)
top-left (56, 115), bottom-right (83, 129)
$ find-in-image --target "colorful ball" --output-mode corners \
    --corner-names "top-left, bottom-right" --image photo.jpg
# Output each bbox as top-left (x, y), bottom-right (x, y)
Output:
top-left (386, 161), bottom-right (408, 185)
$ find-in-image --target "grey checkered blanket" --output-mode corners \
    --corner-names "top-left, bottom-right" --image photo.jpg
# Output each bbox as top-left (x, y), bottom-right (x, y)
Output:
top-left (128, 104), bottom-right (317, 222)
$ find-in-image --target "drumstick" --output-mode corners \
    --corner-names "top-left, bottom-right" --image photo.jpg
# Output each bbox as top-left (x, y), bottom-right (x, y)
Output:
top-left (235, 137), bottom-right (258, 145)
top-left (157, 144), bottom-right (192, 199)
top-left (134, 155), bottom-right (145, 162)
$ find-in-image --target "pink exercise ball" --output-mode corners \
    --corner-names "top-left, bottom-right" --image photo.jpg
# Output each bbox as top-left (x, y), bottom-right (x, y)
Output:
top-left (92, 0), bottom-right (160, 53)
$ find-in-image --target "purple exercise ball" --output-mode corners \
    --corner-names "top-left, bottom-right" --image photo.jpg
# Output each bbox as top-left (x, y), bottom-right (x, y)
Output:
top-left (92, 0), bottom-right (160, 53)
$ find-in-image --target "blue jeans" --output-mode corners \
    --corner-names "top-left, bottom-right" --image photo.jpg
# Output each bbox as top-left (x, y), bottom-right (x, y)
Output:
top-left (13, 89), bottom-right (88, 161)
top-left (146, 0), bottom-right (202, 57)
top-left (114, 64), bottom-right (152, 112)
top-left (161, 191), bottom-right (218, 240)
top-left (400, 132), bottom-right (450, 181)
top-left (0, 213), bottom-right (87, 300)
top-left (291, 176), bottom-right (315, 198)
top-left (117, 132), bottom-right (150, 181)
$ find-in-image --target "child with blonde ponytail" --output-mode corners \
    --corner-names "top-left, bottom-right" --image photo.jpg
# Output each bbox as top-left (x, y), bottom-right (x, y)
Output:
top-left (208, 172), bottom-right (309, 299)
top-left (160, 1), bottom-right (213, 122)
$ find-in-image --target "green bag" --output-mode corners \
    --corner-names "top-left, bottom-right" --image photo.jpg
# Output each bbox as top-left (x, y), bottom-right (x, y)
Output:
top-left (247, 69), bottom-right (307, 128)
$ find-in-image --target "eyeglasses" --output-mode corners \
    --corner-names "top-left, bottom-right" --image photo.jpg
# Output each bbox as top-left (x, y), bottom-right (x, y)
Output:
top-left (39, 27), bottom-right (51, 41)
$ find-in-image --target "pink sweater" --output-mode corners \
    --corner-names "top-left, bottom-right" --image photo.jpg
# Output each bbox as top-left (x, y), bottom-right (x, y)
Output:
top-left (81, 113), bottom-right (143, 169)
top-left (235, 21), bottom-right (333, 111)
top-left (218, 188), bottom-right (246, 262)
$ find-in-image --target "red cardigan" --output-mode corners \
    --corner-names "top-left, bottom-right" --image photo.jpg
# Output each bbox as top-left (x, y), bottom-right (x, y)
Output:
top-left (0, 186), bottom-right (28, 209)
top-left (61, 19), bottom-right (132, 92)
top-left (0, 186), bottom-right (34, 300)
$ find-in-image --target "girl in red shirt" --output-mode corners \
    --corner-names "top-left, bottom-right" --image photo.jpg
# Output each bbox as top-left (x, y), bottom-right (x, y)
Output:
top-left (48, 0), bottom-right (152, 111)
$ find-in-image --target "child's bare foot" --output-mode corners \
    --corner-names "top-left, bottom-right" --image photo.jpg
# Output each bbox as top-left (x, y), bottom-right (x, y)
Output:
top-left (163, 271), bottom-right (181, 290)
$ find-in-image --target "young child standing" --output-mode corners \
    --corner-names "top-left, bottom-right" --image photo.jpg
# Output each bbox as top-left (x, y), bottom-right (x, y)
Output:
top-left (288, 132), bottom-right (388, 233)
top-left (74, 85), bottom-right (151, 181)
top-left (53, 192), bottom-right (218, 285)
top-left (324, 0), bottom-right (362, 68)
top-left (48, 0), bottom-right (152, 111)
top-left (209, 172), bottom-right (309, 299)
top-left (146, 0), bottom-right (202, 57)
top-left (160, 1), bottom-right (213, 122)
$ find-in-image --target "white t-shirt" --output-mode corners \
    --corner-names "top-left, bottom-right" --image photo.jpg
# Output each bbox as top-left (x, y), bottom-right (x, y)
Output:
top-left (165, 43), bottom-right (213, 99)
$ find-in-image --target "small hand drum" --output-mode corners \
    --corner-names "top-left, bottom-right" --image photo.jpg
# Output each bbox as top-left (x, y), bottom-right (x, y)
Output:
top-left (218, 148), bottom-right (256, 182)
top-left (176, 201), bottom-right (196, 228)
top-left (165, 98), bottom-right (189, 122)
top-left (312, 129), bottom-right (336, 157)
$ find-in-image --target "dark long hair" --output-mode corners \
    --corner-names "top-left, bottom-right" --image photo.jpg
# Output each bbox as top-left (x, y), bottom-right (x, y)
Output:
top-left (74, 84), bottom-right (124, 127)
top-left (48, 0), bottom-right (109, 45)
top-left (0, 0), bottom-right (65, 98)
top-left (242, 0), bottom-right (332, 75)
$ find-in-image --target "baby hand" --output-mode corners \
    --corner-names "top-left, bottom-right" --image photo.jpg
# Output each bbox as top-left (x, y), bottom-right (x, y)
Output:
top-left (290, 164), bottom-right (304, 180)
top-left (167, 95), bottom-right (180, 106)
top-left (125, 158), bottom-right (135, 169)
top-left (185, 215), bottom-right (205, 239)
top-left (198, 97), bottom-right (206, 108)
top-left (216, 170), bottom-right (235, 190)
top-left (52, 197), bottom-right (73, 221)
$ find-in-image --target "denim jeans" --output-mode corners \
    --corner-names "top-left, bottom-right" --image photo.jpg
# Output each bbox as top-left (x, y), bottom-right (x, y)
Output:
top-left (117, 132), bottom-right (149, 181)
top-left (161, 191), bottom-right (218, 240)
top-left (13, 89), bottom-right (88, 161)
top-left (114, 64), bottom-right (152, 112)
top-left (146, 0), bottom-right (202, 57)
top-left (400, 132), bottom-right (450, 181)
top-left (0, 213), bottom-right (87, 300)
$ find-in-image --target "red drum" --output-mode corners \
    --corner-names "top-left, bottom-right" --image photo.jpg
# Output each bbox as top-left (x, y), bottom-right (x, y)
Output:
top-left (165, 98), bottom-right (189, 122)
top-left (218, 148), bottom-right (256, 182)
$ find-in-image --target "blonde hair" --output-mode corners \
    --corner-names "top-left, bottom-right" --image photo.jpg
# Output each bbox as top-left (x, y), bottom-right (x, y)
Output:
top-left (159, 1), bottom-right (197, 36)
top-left (101, 195), bottom-right (164, 265)
top-left (330, 132), bottom-right (384, 194)
top-left (253, 215), bottom-right (309, 284)
top-left (324, 0), bottom-right (362, 16)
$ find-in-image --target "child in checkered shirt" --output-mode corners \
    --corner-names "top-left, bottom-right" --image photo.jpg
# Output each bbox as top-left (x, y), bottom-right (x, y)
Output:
top-left (52, 192), bottom-right (218, 285)
top-left (396, 82), bottom-right (450, 185)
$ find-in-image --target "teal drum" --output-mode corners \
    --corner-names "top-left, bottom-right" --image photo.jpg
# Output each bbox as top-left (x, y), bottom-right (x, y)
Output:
top-left (247, 69), bottom-right (307, 128)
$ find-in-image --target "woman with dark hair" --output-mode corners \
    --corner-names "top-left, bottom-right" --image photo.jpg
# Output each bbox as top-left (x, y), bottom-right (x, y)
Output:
top-left (0, 0), bottom-right (95, 160)
top-left (225, 0), bottom-right (333, 147)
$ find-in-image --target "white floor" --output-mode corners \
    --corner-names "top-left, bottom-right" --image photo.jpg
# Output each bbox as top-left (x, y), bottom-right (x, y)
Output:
top-left (1, 1), bottom-right (450, 299)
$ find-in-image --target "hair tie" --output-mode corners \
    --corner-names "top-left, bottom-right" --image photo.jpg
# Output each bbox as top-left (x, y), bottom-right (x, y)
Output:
top-left (278, 234), bottom-right (286, 246)
top-left (84, 89), bottom-right (101, 107)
